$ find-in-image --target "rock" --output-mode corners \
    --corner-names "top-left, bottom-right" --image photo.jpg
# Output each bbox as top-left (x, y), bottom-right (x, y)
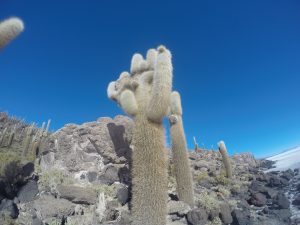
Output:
top-left (268, 175), bottom-right (281, 187)
top-left (17, 180), bottom-right (39, 203)
top-left (168, 201), bottom-right (191, 216)
top-left (296, 183), bottom-right (300, 192)
top-left (117, 186), bottom-right (129, 205)
top-left (99, 165), bottom-right (120, 185)
top-left (231, 209), bottom-right (251, 225)
top-left (250, 180), bottom-right (266, 193)
top-left (276, 193), bottom-right (289, 209)
top-left (33, 195), bottom-right (75, 220)
top-left (186, 208), bottom-right (208, 225)
top-left (249, 193), bottom-right (267, 207)
top-left (0, 198), bottom-right (19, 219)
top-left (265, 187), bottom-right (278, 199)
top-left (219, 202), bottom-right (233, 224)
top-left (280, 178), bottom-right (289, 186)
top-left (118, 166), bottom-right (131, 185)
top-left (281, 170), bottom-right (293, 181)
top-left (57, 185), bottom-right (97, 205)
top-left (21, 161), bottom-right (35, 177)
top-left (40, 116), bottom-right (133, 183)
top-left (292, 194), bottom-right (300, 206)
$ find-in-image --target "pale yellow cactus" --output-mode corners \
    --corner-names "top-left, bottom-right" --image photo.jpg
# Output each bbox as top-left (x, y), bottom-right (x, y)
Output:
top-left (218, 141), bottom-right (233, 179)
top-left (0, 17), bottom-right (24, 49)
top-left (107, 45), bottom-right (173, 225)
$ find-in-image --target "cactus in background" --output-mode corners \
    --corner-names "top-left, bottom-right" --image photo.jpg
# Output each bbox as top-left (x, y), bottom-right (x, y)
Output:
top-left (7, 125), bottom-right (16, 146)
top-left (45, 119), bottom-right (51, 134)
top-left (218, 141), bottom-right (232, 178)
top-left (107, 45), bottom-right (173, 225)
top-left (22, 123), bottom-right (35, 158)
top-left (169, 91), bottom-right (194, 207)
top-left (0, 17), bottom-right (24, 49)
top-left (193, 136), bottom-right (199, 151)
top-left (0, 127), bottom-right (8, 146)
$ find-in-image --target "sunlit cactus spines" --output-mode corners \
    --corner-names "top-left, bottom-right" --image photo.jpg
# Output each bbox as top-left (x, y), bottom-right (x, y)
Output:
top-left (107, 45), bottom-right (173, 225)
top-left (0, 17), bottom-right (24, 49)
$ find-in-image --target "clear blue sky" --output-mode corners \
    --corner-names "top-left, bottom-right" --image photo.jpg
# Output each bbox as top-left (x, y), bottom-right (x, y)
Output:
top-left (1, 0), bottom-right (300, 158)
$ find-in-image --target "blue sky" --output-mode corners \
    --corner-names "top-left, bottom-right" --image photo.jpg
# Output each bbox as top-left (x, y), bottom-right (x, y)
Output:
top-left (1, 0), bottom-right (300, 158)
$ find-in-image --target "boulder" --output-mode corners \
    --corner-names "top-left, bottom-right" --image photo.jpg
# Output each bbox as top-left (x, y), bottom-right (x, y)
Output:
top-left (33, 195), bottom-right (75, 220)
top-left (276, 193), bottom-right (289, 209)
top-left (117, 186), bottom-right (129, 205)
top-left (57, 185), bottom-right (97, 205)
top-left (167, 201), bottom-right (191, 216)
top-left (249, 193), bottom-right (267, 207)
top-left (186, 208), bottom-right (208, 225)
top-left (0, 198), bottom-right (19, 219)
top-left (292, 194), bottom-right (300, 206)
top-left (231, 209), bottom-right (251, 225)
top-left (219, 202), bottom-right (233, 224)
top-left (17, 180), bottom-right (39, 203)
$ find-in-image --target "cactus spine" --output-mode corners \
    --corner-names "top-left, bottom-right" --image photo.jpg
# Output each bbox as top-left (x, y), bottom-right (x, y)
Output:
top-left (169, 91), bottom-right (194, 207)
top-left (107, 46), bottom-right (172, 225)
top-left (0, 17), bottom-right (24, 49)
top-left (218, 141), bottom-right (232, 178)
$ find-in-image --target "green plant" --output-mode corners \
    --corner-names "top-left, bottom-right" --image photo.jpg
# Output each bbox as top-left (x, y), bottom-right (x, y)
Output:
top-left (39, 169), bottom-right (73, 190)
top-left (0, 214), bottom-right (18, 225)
top-left (197, 191), bottom-right (219, 212)
top-left (195, 171), bottom-right (209, 183)
top-left (107, 46), bottom-right (173, 225)
top-left (218, 141), bottom-right (232, 178)
top-left (168, 91), bottom-right (194, 207)
top-left (92, 184), bottom-right (117, 198)
top-left (0, 152), bottom-right (22, 183)
top-left (0, 17), bottom-right (24, 49)
top-left (215, 172), bottom-right (230, 185)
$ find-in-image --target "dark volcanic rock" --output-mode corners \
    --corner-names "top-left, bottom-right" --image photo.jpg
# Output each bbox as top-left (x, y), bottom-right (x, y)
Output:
top-left (292, 194), bottom-right (300, 206)
top-left (219, 202), bottom-right (233, 224)
top-left (0, 199), bottom-right (19, 219)
top-left (249, 193), bottom-right (267, 207)
top-left (276, 193), bottom-right (289, 209)
top-left (187, 208), bottom-right (208, 225)
top-left (17, 180), bottom-right (39, 203)
top-left (117, 186), bottom-right (129, 205)
top-left (231, 209), bottom-right (251, 225)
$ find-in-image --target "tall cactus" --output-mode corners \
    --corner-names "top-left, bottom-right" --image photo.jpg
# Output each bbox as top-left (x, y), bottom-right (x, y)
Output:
top-left (107, 46), bottom-right (173, 225)
top-left (169, 91), bottom-right (194, 207)
top-left (0, 17), bottom-right (24, 49)
top-left (218, 141), bottom-right (232, 178)
top-left (22, 123), bottom-right (35, 158)
top-left (7, 125), bottom-right (16, 146)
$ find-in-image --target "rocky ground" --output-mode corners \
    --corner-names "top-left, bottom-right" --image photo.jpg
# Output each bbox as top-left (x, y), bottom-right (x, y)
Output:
top-left (0, 112), bottom-right (299, 225)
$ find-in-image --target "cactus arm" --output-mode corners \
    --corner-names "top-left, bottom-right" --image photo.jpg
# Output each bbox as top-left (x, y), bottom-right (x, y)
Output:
top-left (0, 17), bottom-right (24, 49)
top-left (146, 46), bottom-right (173, 123)
top-left (169, 91), bottom-right (194, 207)
top-left (119, 89), bottom-right (138, 116)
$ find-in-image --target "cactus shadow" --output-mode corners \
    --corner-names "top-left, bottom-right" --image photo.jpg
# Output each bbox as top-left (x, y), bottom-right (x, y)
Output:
top-left (107, 123), bottom-right (133, 206)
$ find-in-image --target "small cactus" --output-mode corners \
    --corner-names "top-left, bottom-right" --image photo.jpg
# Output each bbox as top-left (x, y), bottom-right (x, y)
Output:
top-left (0, 17), bottom-right (24, 49)
top-left (218, 141), bottom-right (232, 179)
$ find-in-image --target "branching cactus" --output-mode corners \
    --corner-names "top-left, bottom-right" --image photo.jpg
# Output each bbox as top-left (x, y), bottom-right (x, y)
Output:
top-left (0, 17), bottom-right (24, 49)
top-left (107, 45), bottom-right (173, 225)
top-left (218, 140), bottom-right (232, 178)
top-left (169, 91), bottom-right (194, 207)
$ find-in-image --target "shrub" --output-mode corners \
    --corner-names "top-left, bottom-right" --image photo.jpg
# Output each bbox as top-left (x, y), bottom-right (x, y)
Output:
top-left (0, 152), bottom-right (22, 184)
top-left (39, 169), bottom-right (73, 191)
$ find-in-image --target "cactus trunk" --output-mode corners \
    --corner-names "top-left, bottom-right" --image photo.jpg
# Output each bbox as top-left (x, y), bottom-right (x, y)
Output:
top-left (131, 113), bottom-right (168, 225)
